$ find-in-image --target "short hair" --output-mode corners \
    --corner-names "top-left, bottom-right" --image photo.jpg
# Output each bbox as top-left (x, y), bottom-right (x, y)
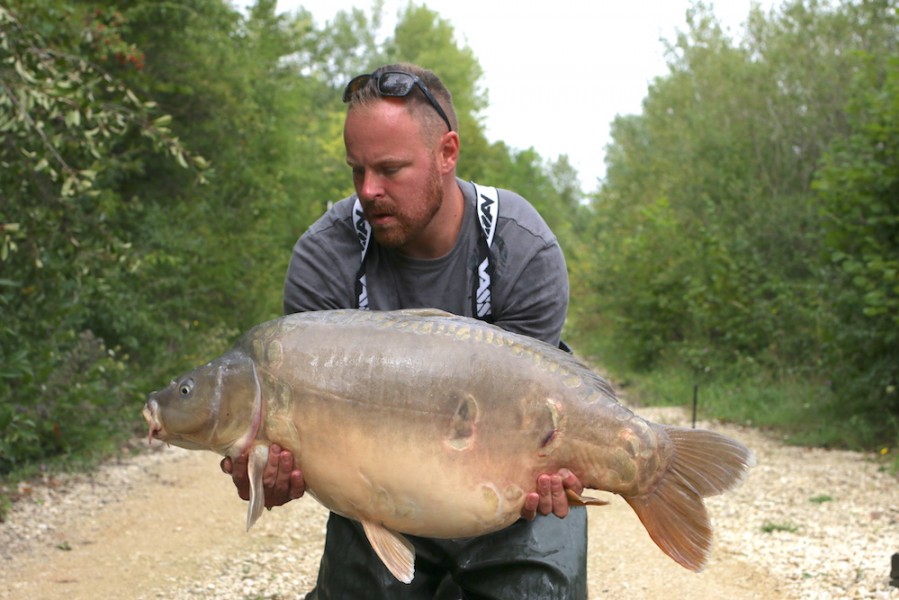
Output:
top-left (345, 63), bottom-right (459, 140)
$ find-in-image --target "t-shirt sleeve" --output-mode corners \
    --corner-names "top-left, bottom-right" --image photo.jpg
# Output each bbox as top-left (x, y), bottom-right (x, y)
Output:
top-left (282, 207), bottom-right (359, 315)
top-left (486, 190), bottom-right (569, 347)
top-left (491, 239), bottom-right (569, 347)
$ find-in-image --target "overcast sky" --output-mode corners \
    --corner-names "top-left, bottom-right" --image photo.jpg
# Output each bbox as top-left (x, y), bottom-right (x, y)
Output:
top-left (269, 0), bottom-right (777, 190)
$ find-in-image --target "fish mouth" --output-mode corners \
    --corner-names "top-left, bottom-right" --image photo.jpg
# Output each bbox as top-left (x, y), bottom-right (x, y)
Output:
top-left (142, 401), bottom-right (163, 445)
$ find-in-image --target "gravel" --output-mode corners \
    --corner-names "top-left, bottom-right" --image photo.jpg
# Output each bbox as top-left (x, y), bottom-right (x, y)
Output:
top-left (1, 406), bottom-right (897, 599)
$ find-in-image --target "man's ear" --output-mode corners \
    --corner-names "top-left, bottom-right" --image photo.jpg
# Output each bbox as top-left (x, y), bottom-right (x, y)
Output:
top-left (436, 131), bottom-right (460, 174)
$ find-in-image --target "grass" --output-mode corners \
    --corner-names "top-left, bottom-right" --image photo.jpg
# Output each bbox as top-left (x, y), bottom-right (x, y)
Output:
top-left (594, 360), bottom-right (899, 470)
top-left (568, 323), bottom-right (899, 474)
top-left (621, 367), bottom-right (826, 436)
top-left (761, 521), bottom-right (799, 534)
top-left (571, 329), bottom-right (899, 476)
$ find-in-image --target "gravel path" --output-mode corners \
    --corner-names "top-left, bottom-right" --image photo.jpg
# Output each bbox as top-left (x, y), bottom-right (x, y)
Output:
top-left (1, 406), bottom-right (897, 599)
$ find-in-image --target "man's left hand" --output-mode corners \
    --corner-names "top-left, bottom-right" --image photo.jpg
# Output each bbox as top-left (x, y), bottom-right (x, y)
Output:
top-left (521, 468), bottom-right (583, 520)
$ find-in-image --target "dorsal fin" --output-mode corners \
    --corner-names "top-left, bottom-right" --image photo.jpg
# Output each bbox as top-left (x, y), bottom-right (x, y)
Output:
top-left (391, 308), bottom-right (455, 318)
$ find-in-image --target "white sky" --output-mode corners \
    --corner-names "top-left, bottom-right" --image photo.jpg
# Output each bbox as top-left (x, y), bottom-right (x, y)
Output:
top-left (270, 0), bottom-right (777, 190)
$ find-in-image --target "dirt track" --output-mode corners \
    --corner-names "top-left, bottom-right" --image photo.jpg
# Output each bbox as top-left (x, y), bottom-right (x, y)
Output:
top-left (1, 407), bottom-right (896, 599)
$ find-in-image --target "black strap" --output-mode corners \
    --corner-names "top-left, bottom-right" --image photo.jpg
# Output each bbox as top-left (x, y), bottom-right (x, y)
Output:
top-left (472, 183), bottom-right (498, 322)
top-left (352, 198), bottom-right (371, 310)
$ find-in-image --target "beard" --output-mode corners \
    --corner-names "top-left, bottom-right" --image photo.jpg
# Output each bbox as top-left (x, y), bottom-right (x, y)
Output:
top-left (367, 159), bottom-right (444, 250)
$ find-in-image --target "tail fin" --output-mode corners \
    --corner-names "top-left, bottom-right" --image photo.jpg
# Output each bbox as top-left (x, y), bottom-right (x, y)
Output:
top-left (623, 426), bottom-right (755, 572)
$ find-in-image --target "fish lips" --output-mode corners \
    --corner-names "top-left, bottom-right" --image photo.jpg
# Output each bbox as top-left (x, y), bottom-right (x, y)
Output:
top-left (142, 400), bottom-right (164, 445)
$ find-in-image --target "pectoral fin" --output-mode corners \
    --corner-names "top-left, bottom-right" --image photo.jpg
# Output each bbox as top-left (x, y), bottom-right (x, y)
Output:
top-left (361, 520), bottom-right (415, 584)
top-left (566, 488), bottom-right (610, 507)
top-left (246, 444), bottom-right (269, 530)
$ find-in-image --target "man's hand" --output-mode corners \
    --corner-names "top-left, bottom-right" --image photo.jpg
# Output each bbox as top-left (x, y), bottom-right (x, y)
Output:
top-left (220, 443), bottom-right (305, 508)
top-left (521, 468), bottom-right (583, 520)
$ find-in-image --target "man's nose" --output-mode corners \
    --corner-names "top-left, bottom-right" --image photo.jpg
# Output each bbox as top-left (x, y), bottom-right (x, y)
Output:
top-left (357, 170), bottom-right (385, 201)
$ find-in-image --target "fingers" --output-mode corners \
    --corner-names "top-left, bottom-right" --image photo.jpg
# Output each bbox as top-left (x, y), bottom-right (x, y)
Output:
top-left (289, 469), bottom-right (306, 500)
top-left (263, 444), bottom-right (287, 508)
top-left (229, 452), bottom-right (251, 502)
top-left (521, 492), bottom-right (539, 521)
top-left (549, 473), bottom-right (569, 518)
top-left (521, 469), bottom-right (583, 520)
top-left (262, 443), bottom-right (283, 488)
top-left (536, 474), bottom-right (554, 516)
top-left (262, 444), bottom-right (305, 508)
top-left (223, 444), bottom-right (306, 508)
top-left (558, 468), bottom-right (584, 495)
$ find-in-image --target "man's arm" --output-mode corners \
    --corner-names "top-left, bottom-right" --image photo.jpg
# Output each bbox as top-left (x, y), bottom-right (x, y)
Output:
top-left (224, 204), bottom-right (359, 508)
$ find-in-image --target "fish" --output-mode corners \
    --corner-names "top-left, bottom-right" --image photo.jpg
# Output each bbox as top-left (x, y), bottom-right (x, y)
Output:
top-left (142, 308), bottom-right (755, 583)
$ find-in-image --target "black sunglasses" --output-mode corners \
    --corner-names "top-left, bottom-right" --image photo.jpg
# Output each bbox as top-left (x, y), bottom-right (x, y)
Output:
top-left (342, 71), bottom-right (454, 132)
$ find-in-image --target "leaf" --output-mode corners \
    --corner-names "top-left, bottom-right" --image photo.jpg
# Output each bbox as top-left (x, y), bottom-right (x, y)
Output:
top-left (13, 59), bottom-right (37, 84)
top-left (65, 110), bottom-right (81, 128)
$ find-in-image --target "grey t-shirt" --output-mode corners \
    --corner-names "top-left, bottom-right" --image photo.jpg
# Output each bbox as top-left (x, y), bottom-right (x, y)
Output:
top-left (283, 179), bottom-right (569, 346)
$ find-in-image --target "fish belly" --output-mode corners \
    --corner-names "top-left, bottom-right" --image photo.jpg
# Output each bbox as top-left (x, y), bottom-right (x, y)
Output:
top-left (285, 397), bottom-right (541, 538)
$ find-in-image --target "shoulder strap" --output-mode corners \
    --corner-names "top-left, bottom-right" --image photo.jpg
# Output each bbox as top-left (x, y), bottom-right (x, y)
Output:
top-left (472, 182), bottom-right (499, 321)
top-left (352, 198), bottom-right (372, 310)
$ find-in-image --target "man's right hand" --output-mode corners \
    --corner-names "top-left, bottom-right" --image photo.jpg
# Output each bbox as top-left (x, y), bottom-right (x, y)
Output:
top-left (220, 443), bottom-right (305, 508)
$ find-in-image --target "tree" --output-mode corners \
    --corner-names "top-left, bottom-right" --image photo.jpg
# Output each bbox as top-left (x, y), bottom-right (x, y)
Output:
top-left (583, 0), bottom-right (897, 377)
top-left (815, 52), bottom-right (899, 430)
top-left (0, 0), bottom-right (203, 470)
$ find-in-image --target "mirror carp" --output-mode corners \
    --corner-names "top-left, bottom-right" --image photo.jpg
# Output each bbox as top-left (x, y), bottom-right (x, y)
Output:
top-left (143, 308), bottom-right (755, 583)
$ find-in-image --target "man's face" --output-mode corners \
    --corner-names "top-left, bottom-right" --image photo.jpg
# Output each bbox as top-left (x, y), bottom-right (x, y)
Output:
top-left (344, 99), bottom-right (446, 255)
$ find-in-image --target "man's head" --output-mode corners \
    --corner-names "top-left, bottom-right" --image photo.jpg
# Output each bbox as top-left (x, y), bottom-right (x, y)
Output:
top-left (342, 64), bottom-right (464, 259)
top-left (343, 63), bottom-right (458, 141)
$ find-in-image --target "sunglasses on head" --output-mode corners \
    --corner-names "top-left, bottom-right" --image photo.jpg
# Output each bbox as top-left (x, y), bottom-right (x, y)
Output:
top-left (342, 71), bottom-right (454, 132)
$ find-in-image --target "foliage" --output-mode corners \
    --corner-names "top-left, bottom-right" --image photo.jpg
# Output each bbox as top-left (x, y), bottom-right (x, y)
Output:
top-left (0, 3), bottom-right (203, 197)
top-left (0, 0), bottom-right (206, 474)
top-left (0, 0), bottom-right (586, 478)
top-left (813, 52), bottom-right (899, 432)
top-left (3, 0), bottom-right (898, 483)
top-left (578, 0), bottom-right (899, 448)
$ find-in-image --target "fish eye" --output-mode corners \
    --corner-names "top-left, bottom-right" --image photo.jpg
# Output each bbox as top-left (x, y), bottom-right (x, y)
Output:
top-left (179, 378), bottom-right (194, 398)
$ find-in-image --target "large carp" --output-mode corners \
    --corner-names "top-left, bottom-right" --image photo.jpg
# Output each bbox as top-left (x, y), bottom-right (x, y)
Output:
top-left (142, 309), bottom-right (754, 583)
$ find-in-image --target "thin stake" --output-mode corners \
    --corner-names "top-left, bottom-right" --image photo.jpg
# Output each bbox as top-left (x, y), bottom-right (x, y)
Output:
top-left (692, 384), bottom-right (699, 429)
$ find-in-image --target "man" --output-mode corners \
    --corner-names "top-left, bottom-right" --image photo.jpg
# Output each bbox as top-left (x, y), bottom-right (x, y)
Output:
top-left (222, 63), bottom-right (587, 599)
